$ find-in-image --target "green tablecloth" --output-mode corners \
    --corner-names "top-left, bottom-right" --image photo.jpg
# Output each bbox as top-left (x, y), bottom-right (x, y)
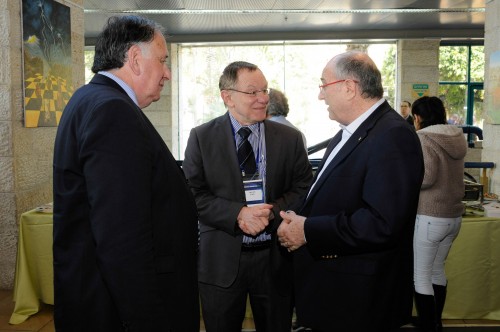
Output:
top-left (9, 209), bottom-right (500, 324)
top-left (443, 213), bottom-right (500, 319)
top-left (9, 209), bottom-right (54, 324)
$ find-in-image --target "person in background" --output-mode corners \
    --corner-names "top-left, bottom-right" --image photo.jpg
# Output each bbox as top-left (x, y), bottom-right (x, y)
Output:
top-left (401, 100), bottom-right (415, 126)
top-left (277, 51), bottom-right (424, 332)
top-left (183, 61), bottom-right (312, 332)
top-left (53, 15), bottom-right (199, 331)
top-left (411, 96), bottom-right (467, 332)
top-left (266, 87), bottom-right (308, 332)
top-left (267, 88), bottom-right (308, 150)
top-left (447, 113), bottom-right (461, 125)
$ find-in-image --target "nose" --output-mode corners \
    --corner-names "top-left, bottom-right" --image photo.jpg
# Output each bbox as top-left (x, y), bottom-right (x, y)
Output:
top-left (318, 89), bottom-right (325, 100)
top-left (163, 65), bottom-right (171, 81)
top-left (257, 92), bottom-right (269, 103)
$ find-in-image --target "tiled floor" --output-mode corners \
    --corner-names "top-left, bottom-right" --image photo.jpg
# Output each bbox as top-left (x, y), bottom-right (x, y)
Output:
top-left (1, 288), bottom-right (500, 332)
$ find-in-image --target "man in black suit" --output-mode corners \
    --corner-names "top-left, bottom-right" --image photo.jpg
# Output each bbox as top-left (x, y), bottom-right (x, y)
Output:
top-left (277, 51), bottom-right (424, 332)
top-left (401, 100), bottom-right (415, 126)
top-left (183, 61), bottom-right (312, 332)
top-left (53, 16), bottom-right (199, 331)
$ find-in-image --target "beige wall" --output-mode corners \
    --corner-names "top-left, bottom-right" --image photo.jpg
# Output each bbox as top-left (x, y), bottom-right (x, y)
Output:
top-left (397, 39), bottom-right (440, 107)
top-left (483, 0), bottom-right (500, 195)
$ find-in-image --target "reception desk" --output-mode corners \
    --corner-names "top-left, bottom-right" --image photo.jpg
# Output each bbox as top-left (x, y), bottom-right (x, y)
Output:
top-left (9, 208), bottom-right (500, 323)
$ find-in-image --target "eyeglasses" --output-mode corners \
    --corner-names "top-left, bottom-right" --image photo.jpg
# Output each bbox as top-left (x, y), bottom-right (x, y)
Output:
top-left (319, 79), bottom-right (359, 91)
top-left (225, 88), bottom-right (270, 97)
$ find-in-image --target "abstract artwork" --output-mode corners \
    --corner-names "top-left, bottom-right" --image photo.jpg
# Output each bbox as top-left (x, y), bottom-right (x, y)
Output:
top-left (22, 0), bottom-right (73, 127)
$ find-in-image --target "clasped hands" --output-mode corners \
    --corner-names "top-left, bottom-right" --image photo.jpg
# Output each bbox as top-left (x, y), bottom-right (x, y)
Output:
top-left (277, 210), bottom-right (306, 252)
top-left (237, 204), bottom-right (274, 236)
top-left (237, 206), bottom-right (306, 252)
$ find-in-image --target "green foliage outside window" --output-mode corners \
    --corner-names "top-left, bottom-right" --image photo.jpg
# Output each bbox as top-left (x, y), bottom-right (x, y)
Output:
top-left (439, 45), bottom-right (485, 127)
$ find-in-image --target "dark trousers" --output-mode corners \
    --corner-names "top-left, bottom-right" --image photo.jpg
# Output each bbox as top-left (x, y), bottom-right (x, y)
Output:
top-left (199, 247), bottom-right (292, 332)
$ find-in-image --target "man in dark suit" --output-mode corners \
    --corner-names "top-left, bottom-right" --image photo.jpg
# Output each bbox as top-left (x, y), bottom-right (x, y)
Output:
top-left (401, 100), bottom-right (415, 126)
top-left (182, 61), bottom-right (312, 332)
top-left (277, 51), bottom-right (424, 332)
top-left (53, 16), bottom-right (199, 331)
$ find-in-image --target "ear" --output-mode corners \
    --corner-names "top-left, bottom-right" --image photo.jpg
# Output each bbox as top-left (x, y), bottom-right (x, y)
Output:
top-left (221, 90), bottom-right (234, 108)
top-left (127, 44), bottom-right (142, 75)
top-left (344, 79), bottom-right (357, 100)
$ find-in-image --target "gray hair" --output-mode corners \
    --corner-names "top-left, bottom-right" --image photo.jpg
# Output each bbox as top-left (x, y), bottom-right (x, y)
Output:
top-left (219, 61), bottom-right (259, 90)
top-left (267, 89), bottom-right (289, 117)
top-left (333, 51), bottom-right (384, 99)
top-left (91, 15), bottom-right (166, 73)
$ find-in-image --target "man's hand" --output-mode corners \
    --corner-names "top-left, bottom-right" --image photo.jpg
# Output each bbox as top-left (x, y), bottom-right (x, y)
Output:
top-left (237, 204), bottom-right (274, 236)
top-left (277, 210), bottom-right (306, 252)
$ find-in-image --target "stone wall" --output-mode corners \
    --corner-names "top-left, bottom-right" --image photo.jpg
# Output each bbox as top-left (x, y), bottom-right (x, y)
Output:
top-left (483, 0), bottom-right (500, 195)
top-left (397, 39), bottom-right (441, 109)
top-left (0, 0), bottom-right (85, 289)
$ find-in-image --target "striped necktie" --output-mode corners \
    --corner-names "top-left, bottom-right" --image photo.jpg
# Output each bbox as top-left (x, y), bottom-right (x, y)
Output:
top-left (237, 127), bottom-right (257, 177)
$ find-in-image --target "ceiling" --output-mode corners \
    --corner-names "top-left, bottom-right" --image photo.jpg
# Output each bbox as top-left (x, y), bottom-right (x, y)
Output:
top-left (83, 0), bottom-right (486, 45)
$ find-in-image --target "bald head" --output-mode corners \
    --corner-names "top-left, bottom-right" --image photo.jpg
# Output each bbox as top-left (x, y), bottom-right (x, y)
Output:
top-left (328, 51), bottom-right (384, 100)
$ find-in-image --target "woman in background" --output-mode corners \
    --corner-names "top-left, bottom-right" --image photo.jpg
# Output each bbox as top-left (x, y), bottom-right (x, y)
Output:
top-left (411, 96), bottom-right (467, 332)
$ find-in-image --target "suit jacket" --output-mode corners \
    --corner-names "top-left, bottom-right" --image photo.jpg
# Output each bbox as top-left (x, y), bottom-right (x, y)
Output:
top-left (405, 114), bottom-right (415, 126)
top-left (294, 101), bottom-right (424, 332)
top-left (53, 74), bottom-right (199, 331)
top-left (182, 113), bottom-right (312, 294)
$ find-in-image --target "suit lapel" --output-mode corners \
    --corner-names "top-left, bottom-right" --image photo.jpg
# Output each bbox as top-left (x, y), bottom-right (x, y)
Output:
top-left (313, 130), bottom-right (342, 179)
top-left (218, 113), bottom-right (243, 177)
top-left (263, 120), bottom-right (279, 183)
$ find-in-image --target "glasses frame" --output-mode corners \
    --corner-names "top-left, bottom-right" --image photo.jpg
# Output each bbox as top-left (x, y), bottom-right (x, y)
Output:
top-left (319, 79), bottom-right (359, 91)
top-left (225, 88), bottom-right (270, 97)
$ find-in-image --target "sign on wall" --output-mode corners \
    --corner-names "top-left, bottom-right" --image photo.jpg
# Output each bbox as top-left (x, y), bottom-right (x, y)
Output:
top-left (411, 83), bottom-right (429, 100)
top-left (21, 0), bottom-right (73, 127)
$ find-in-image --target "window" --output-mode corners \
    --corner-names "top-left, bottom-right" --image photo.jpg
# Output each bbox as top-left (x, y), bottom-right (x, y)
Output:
top-left (177, 42), bottom-right (395, 159)
top-left (83, 42), bottom-right (397, 159)
top-left (438, 44), bottom-right (485, 128)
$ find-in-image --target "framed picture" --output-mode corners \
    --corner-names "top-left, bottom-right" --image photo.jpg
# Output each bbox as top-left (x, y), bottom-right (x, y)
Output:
top-left (21, 0), bottom-right (73, 128)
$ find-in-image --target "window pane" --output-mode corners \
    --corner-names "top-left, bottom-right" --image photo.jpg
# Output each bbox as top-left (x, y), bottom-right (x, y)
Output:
top-left (470, 46), bottom-right (485, 83)
top-left (439, 46), bottom-right (468, 82)
top-left (177, 42), bottom-right (395, 160)
top-left (472, 87), bottom-right (485, 129)
top-left (439, 84), bottom-right (466, 125)
top-left (84, 48), bottom-right (95, 84)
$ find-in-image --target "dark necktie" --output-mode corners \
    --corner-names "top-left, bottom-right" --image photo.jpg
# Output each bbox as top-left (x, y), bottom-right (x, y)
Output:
top-left (237, 127), bottom-right (257, 177)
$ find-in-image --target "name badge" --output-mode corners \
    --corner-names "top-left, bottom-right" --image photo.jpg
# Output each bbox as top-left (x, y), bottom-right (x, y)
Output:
top-left (243, 179), bottom-right (264, 206)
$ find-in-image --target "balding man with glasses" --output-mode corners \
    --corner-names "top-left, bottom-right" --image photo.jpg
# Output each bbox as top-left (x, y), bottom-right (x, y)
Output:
top-left (183, 61), bottom-right (312, 332)
top-left (277, 51), bottom-right (424, 332)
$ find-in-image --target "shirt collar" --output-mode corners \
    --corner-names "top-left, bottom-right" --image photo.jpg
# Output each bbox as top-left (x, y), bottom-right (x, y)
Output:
top-left (98, 71), bottom-right (139, 107)
top-left (342, 98), bottom-right (385, 136)
top-left (229, 113), bottom-right (261, 136)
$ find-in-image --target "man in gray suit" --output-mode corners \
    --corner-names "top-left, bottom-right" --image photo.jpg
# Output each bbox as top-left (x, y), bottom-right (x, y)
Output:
top-left (183, 61), bottom-right (312, 332)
